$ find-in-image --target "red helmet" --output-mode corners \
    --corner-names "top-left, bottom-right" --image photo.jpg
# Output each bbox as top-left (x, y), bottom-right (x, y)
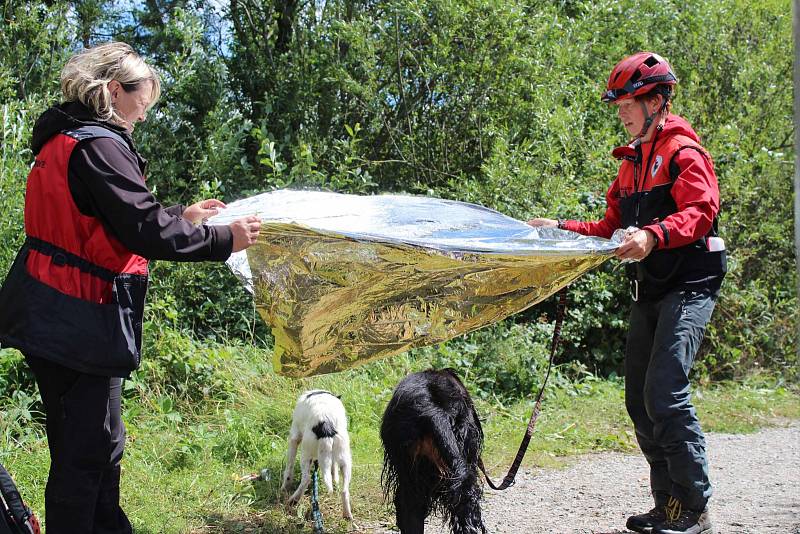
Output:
top-left (601, 52), bottom-right (677, 103)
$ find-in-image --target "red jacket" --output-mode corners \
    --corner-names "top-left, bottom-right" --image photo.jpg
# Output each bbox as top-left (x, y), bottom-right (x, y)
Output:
top-left (563, 114), bottom-right (719, 248)
top-left (25, 128), bottom-right (149, 304)
top-left (0, 103), bottom-right (233, 376)
top-left (563, 114), bottom-right (725, 298)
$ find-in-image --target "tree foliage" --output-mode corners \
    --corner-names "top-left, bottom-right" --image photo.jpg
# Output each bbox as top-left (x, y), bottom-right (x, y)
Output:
top-left (0, 0), bottom-right (795, 385)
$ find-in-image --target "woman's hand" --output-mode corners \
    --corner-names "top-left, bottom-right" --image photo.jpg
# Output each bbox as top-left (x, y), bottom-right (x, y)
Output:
top-left (615, 229), bottom-right (656, 261)
top-left (526, 218), bottom-right (558, 228)
top-left (230, 216), bottom-right (262, 252)
top-left (184, 199), bottom-right (227, 224)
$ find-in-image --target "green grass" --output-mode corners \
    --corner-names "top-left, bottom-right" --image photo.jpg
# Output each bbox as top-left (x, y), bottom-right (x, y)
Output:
top-left (1, 343), bottom-right (797, 534)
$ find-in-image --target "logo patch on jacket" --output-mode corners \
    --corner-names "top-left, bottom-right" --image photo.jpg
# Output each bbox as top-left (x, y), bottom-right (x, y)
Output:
top-left (651, 155), bottom-right (663, 177)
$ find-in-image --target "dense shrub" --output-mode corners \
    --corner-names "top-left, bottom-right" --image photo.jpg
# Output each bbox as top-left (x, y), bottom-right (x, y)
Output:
top-left (0, 0), bottom-right (795, 399)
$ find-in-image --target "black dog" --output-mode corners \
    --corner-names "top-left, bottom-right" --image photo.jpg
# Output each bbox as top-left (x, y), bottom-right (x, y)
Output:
top-left (380, 368), bottom-right (486, 534)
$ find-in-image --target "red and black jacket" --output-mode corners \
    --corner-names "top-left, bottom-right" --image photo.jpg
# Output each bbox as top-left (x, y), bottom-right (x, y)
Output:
top-left (0, 102), bottom-right (233, 377)
top-left (562, 114), bottom-right (726, 299)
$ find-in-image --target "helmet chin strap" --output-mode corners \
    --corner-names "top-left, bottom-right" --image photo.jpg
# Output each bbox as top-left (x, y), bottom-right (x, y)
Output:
top-left (636, 101), bottom-right (657, 140)
top-left (612, 93), bottom-right (670, 161)
top-left (633, 96), bottom-right (669, 143)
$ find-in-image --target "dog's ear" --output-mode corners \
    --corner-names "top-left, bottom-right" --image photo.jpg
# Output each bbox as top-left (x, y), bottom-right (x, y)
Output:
top-left (336, 394), bottom-right (342, 399)
top-left (441, 367), bottom-right (465, 383)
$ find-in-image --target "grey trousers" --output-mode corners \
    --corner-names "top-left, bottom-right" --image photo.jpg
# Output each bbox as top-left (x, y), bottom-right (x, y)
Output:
top-left (625, 288), bottom-right (716, 511)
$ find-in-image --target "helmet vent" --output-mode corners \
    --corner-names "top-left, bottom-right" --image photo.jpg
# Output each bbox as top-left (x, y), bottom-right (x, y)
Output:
top-left (612, 71), bottom-right (622, 82)
top-left (644, 55), bottom-right (659, 67)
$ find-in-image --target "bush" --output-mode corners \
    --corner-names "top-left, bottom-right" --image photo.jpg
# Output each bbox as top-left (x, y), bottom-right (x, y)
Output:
top-left (0, 0), bottom-right (794, 393)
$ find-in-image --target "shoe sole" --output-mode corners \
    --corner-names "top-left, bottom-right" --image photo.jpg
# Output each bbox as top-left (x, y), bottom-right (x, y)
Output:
top-left (630, 513), bottom-right (712, 533)
top-left (651, 527), bottom-right (713, 534)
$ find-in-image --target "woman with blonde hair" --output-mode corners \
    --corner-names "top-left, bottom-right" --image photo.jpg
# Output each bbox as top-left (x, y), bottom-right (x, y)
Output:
top-left (0, 42), bottom-right (261, 533)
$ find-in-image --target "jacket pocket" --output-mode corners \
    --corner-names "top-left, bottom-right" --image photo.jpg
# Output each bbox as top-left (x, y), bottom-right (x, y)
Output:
top-left (111, 273), bottom-right (148, 369)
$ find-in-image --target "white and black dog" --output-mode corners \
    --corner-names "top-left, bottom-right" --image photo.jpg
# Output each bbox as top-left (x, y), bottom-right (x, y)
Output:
top-left (281, 389), bottom-right (353, 520)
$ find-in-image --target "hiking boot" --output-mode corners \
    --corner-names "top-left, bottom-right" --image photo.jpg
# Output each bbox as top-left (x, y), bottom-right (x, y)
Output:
top-left (626, 505), bottom-right (666, 533)
top-left (652, 497), bottom-right (713, 534)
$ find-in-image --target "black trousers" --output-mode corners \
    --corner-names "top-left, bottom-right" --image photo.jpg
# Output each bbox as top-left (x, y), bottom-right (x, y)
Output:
top-left (624, 289), bottom-right (716, 511)
top-left (25, 355), bottom-right (132, 534)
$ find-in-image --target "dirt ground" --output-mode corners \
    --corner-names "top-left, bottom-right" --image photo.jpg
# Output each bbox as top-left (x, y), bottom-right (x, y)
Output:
top-left (366, 422), bottom-right (800, 534)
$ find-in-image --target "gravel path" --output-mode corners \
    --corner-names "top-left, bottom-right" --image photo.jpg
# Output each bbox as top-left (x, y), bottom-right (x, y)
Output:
top-left (368, 422), bottom-right (800, 533)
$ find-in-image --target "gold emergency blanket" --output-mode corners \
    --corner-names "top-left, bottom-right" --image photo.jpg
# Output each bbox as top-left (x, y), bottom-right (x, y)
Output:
top-left (208, 190), bottom-right (619, 377)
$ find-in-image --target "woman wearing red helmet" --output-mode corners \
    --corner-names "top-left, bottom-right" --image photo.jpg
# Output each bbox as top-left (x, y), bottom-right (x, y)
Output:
top-left (530, 52), bottom-right (726, 534)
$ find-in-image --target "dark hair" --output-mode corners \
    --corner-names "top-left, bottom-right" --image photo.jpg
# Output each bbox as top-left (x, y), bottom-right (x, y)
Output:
top-left (637, 83), bottom-right (673, 113)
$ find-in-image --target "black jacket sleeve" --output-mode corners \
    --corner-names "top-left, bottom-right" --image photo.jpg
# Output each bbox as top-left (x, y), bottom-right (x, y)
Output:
top-left (67, 137), bottom-right (233, 262)
top-left (164, 204), bottom-right (186, 218)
